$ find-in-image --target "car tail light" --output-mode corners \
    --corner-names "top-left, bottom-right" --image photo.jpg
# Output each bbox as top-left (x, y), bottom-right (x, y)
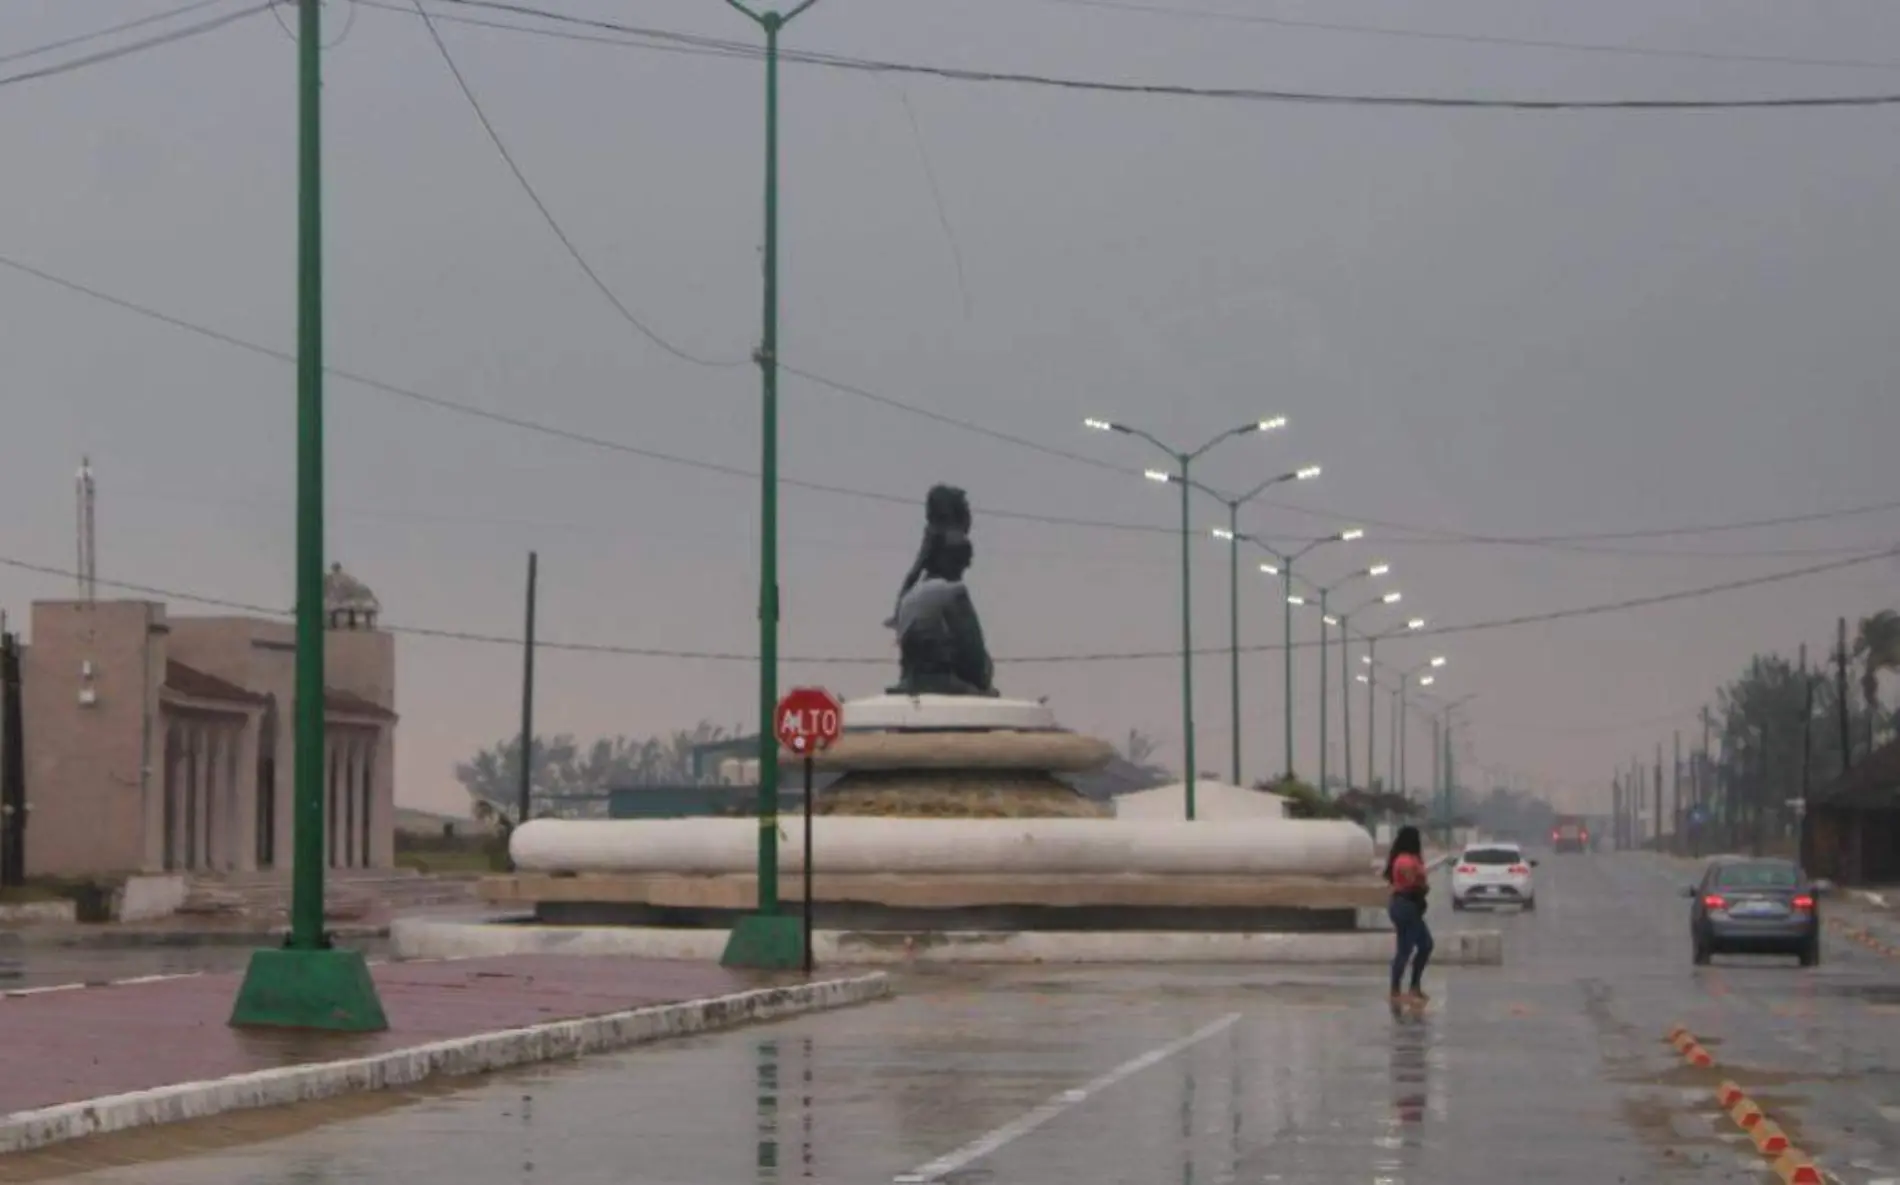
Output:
top-left (1456, 864), bottom-right (1476, 874)
top-left (1552, 829), bottom-right (1561, 840)
top-left (1508, 864), bottom-right (1530, 874)
top-left (1703, 894), bottom-right (1727, 910)
top-left (1793, 895), bottom-right (1815, 911)
top-left (1580, 829), bottom-right (1589, 841)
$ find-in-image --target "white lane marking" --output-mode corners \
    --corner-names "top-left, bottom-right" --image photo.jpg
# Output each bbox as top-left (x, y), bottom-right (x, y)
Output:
top-left (893, 1012), bottom-right (1243, 1184)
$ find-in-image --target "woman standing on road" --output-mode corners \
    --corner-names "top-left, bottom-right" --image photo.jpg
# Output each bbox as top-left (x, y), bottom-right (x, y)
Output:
top-left (1383, 825), bottom-right (1434, 1005)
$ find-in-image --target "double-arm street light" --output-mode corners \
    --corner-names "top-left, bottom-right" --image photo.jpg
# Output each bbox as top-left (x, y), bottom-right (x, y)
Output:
top-left (1358, 616), bottom-right (1427, 790)
top-left (1288, 563), bottom-right (1390, 796)
top-left (1083, 416), bottom-right (1289, 819)
top-left (1270, 529), bottom-right (1364, 781)
top-left (1393, 655), bottom-right (1448, 798)
top-left (1331, 589), bottom-right (1404, 792)
top-left (1179, 466), bottom-right (1320, 785)
top-left (1434, 693), bottom-right (1479, 843)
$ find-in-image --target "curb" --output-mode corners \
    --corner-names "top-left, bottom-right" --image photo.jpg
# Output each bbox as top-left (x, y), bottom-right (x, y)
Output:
top-left (0, 972), bottom-right (891, 1156)
top-left (1664, 1026), bottom-right (1823, 1184)
top-left (391, 918), bottom-right (1507, 966)
top-left (1826, 915), bottom-right (1900, 959)
top-left (0, 924), bottom-right (390, 950)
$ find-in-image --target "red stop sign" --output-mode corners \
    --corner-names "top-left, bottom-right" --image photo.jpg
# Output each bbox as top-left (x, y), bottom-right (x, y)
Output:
top-left (775, 687), bottom-right (843, 755)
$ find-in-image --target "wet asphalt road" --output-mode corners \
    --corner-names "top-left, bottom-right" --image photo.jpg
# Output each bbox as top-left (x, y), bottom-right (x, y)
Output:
top-left (17, 852), bottom-right (1900, 1185)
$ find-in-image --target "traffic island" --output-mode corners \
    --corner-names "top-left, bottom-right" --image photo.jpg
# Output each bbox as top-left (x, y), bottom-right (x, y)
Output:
top-left (0, 954), bottom-right (890, 1155)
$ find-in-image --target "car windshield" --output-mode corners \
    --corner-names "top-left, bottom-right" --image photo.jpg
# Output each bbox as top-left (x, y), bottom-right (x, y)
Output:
top-left (1713, 861), bottom-right (1800, 889)
top-left (1463, 848), bottom-right (1522, 865)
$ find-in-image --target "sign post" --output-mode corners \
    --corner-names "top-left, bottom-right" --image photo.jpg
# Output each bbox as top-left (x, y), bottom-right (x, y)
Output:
top-left (725, 687), bottom-right (842, 969)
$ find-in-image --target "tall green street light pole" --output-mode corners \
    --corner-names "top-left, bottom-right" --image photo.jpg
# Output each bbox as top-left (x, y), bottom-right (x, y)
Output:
top-left (1211, 533), bottom-right (1291, 777)
top-left (1336, 591), bottom-right (1403, 792)
top-left (721, 0), bottom-right (826, 971)
top-left (1197, 465), bottom-right (1321, 784)
top-left (231, 0), bottom-right (387, 1032)
top-left (1358, 616), bottom-right (1427, 791)
top-left (1438, 694), bottom-right (1478, 844)
top-left (1290, 563), bottom-right (1389, 796)
top-left (1273, 529), bottom-right (1363, 781)
top-left (1083, 417), bottom-right (1287, 819)
top-left (1393, 656), bottom-right (1447, 797)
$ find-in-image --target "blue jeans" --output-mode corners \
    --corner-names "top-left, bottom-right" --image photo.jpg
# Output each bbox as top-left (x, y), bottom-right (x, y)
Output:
top-left (1389, 895), bottom-right (1434, 994)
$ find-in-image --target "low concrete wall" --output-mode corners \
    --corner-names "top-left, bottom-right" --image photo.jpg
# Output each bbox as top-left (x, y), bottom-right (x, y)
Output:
top-left (393, 918), bottom-right (1505, 966)
top-left (0, 900), bottom-right (76, 926)
top-left (113, 875), bottom-right (187, 923)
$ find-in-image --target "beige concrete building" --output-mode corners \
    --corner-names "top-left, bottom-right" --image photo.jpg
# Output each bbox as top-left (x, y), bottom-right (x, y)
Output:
top-left (18, 566), bottom-right (397, 877)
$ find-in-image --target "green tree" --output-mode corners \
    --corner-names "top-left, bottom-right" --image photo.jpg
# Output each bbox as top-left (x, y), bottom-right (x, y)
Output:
top-left (456, 722), bottom-right (734, 817)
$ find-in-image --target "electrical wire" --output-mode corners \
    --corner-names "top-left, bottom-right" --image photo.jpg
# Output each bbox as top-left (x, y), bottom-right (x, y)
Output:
top-left (1006, 0), bottom-right (1900, 77)
top-left (4, 546), bottom-right (1890, 666)
top-left (0, 251), bottom-right (1179, 538)
top-left (404, 0), bottom-right (1900, 111)
top-left (4, 249), bottom-right (1895, 553)
top-left (0, 0), bottom-right (231, 67)
top-left (407, 0), bottom-right (747, 368)
top-left (0, 2), bottom-right (274, 89)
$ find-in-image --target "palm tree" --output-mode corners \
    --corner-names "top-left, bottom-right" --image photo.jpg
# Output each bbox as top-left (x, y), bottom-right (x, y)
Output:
top-left (1854, 610), bottom-right (1900, 751)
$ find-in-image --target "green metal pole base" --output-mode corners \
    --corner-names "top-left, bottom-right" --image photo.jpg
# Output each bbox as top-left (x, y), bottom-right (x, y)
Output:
top-left (229, 945), bottom-right (389, 1032)
top-left (720, 912), bottom-right (807, 970)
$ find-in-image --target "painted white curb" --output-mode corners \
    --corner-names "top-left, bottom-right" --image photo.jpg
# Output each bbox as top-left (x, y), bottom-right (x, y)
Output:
top-left (0, 971), bottom-right (891, 1156)
top-left (392, 918), bottom-right (1504, 967)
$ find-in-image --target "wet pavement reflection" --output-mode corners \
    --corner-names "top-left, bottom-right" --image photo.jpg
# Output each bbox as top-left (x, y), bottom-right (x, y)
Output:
top-left (16, 853), bottom-right (1900, 1184)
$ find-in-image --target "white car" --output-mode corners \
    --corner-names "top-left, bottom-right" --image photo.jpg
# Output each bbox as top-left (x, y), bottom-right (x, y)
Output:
top-left (1450, 842), bottom-right (1537, 910)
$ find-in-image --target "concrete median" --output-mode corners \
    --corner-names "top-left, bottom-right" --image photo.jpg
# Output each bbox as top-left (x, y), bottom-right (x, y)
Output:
top-left (393, 917), bottom-right (1506, 966)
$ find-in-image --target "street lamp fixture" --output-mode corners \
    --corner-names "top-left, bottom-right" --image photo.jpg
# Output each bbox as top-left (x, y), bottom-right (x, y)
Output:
top-left (1367, 564), bottom-right (1391, 578)
top-left (1287, 594), bottom-right (1307, 606)
top-left (1082, 414), bottom-right (1291, 819)
top-left (1258, 560), bottom-right (1279, 576)
top-left (1419, 675), bottom-right (1436, 687)
top-left (1295, 465), bottom-right (1323, 481)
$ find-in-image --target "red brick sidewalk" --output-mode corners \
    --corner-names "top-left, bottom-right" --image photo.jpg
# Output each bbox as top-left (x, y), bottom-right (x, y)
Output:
top-left (0, 956), bottom-right (770, 1117)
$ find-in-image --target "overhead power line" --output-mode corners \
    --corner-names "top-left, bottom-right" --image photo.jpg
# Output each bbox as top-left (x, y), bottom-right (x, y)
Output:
top-left (1011, 0), bottom-right (1900, 76)
top-left (4, 249), bottom-right (1896, 553)
top-left (395, 0), bottom-right (1900, 111)
top-left (4, 546), bottom-right (1889, 666)
top-left (0, 251), bottom-right (1180, 538)
top-left (0, 2), bottom-right (273, 89)
top-left (0, 0), bottom-right (232, 67)
top-left (406, 0), bottom-right (747, 368)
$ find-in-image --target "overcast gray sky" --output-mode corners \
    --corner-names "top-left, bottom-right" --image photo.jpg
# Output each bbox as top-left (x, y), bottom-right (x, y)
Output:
top-left (2, 0), bottom-right (1897, 816)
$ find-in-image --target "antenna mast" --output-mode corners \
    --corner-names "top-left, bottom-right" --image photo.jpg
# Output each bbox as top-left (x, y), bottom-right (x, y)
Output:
top-left (76, 457), bottom-right (96, 602)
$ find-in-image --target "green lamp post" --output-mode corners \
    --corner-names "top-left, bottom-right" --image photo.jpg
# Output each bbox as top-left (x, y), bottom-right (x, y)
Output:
top-left (1083, 416), bottom-right (1288, 819)
top-left (719, 0), bottom-right (828, 971)
top-left (230, 0), bottom-right (387, 1032)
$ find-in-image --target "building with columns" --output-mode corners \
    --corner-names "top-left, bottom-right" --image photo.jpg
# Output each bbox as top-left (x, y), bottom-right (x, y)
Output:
top-left (17, 565), bottom-right (398, 877)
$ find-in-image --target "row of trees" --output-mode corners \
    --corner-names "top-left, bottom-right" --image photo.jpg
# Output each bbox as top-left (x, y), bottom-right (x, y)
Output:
top-left (1689, 609), bottom-right (1900, 852)
top-left (456, 721), bottom-right (740, 819)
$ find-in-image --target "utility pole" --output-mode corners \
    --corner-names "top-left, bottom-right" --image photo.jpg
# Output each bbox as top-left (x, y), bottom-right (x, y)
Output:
top-left (231, 0), bottom-right (388, 1032)
top-left (1654, 742), bottom-right (1664, 853)
top-left (1672, 730), bottom-right (1682, 855)
top-left (1837, 617), bottom-right (1853, 774)
top-left (1611, 774), bottom-right (1623, 850)
top-left (720, 0), bottom-right (827, 970)
top-left (516, 552), bottom-right (538, 833)
top-left (1799, 642), bottom-right (1815, 871)
top-left (1341, 628), bottom-right (1353, 791)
